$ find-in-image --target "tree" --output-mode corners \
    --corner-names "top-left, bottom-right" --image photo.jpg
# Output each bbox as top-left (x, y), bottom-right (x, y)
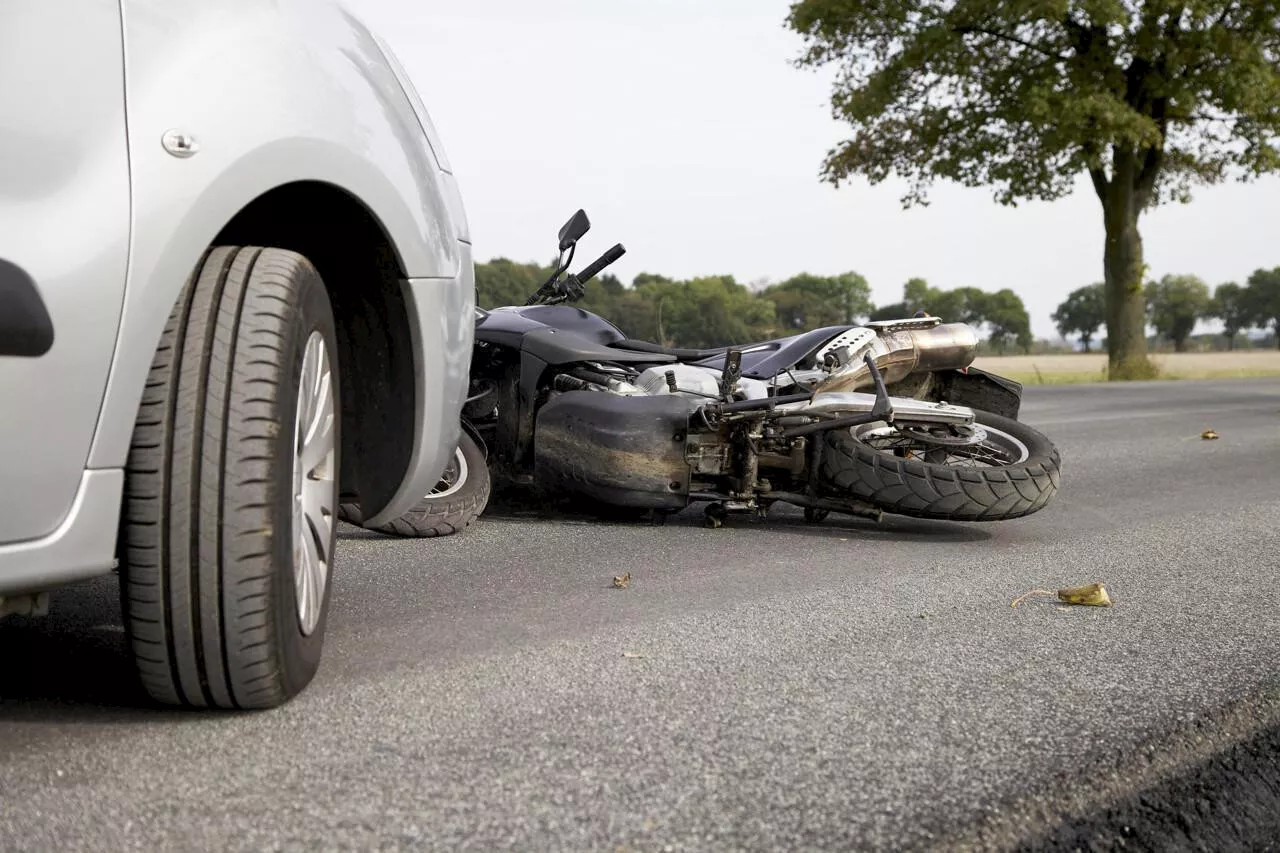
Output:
top-left (1208, 282), bottom-right (1256, 350)
top-left (656, 276), bottom-right (778, 348)
top-left (895, 278), bottom-right (985, 324)
top-left (868, 301), bottom-right (913, 321)
top-left (786, 1), bottom-right (1280, 380)
top-left (474, 258), bottom-right (549, 309)
top-left (927, 286), bottom-right (987, 326)
top-left (1052, 283), bottom-right (1107, 352)
top-left (981, 288), bottom-right (1034, 354)
top-left (903, 277), bottom-right (932, 311)
top-left (1145, 273), bottom-right (1211, 352)
top-left (1246, 267), bottom-right (1280, 349)
top-left (762, 271), bottom-right (873, 329)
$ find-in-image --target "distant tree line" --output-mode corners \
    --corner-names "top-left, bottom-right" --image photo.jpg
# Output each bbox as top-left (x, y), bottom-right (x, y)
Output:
top-left (476, 259), bottom-right (1033, 352)
top-left (1053, 268), bottom-right (1280, 353)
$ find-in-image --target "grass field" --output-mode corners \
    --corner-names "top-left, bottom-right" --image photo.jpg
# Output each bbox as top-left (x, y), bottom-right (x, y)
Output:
top-left (971, 351), bottom-right (1280, 385)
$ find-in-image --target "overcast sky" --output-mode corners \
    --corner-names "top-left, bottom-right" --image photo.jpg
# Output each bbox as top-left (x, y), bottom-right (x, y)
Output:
top-left (352, 0), bottom-right (1280, 339)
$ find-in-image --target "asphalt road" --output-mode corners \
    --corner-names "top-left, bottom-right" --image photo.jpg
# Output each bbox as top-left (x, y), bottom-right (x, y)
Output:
top-left (2, 378), bottom-right (1279, 852)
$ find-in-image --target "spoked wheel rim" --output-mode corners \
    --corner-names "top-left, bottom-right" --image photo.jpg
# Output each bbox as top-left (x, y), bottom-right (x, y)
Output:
top-left (427, 447), bottom-right (470, 499)
top-left (851, 420), bottom-right (1031, 467)
top-left (291, 330), bottom-right (337, 637)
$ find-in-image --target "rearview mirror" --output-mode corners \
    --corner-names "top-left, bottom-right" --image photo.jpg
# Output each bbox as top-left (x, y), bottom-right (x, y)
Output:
top-left (558, 209), bottom-right (590, 251)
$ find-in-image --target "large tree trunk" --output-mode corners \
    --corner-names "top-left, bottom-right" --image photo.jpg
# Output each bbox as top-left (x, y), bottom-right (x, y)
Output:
top-left (1100, 166), bottom-right (1156, 380)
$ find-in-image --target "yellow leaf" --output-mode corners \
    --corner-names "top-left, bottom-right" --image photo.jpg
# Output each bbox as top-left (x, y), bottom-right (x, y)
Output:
top-left (1201, 429), bottom-right (1219, 440)
top-left (1056, 582), bottom-right (1113, 607)
top-left (613, 572), bottom-right (631, 589)
top-left (1012, 582), bottom-right (1114, 608)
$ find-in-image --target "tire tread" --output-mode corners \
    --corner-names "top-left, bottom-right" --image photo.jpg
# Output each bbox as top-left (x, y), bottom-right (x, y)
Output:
top-left (121, 246), bottom-right (337, 709)
top-left (820, 411), bottom-right (1061, 522)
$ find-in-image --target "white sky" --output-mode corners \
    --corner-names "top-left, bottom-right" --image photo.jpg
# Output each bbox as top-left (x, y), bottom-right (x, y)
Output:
top-left (352, 0), bottom-right (1280, 339)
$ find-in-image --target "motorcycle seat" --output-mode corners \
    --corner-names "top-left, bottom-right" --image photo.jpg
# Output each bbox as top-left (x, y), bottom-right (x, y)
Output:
top-left (608, 338), bottom-right (731, 362)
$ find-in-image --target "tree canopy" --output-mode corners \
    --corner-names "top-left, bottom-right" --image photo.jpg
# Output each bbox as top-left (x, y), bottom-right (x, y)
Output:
top-left (787, 0), bottom-right (1280, 378)
top-left (1145, 273), bottom-right (1211, 351)
top-left (473, 260), bottom-right (1035, 352)
top-left (1051, 283), bottom-right (1107, 351)
top-left (1208, 281), bottom-right (1254, 349)
top-left (1246, 266), bottom-right (1280, 348)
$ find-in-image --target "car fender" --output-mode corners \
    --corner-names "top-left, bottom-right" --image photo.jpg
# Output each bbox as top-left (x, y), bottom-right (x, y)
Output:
top-left (88, 0), bottom-right (470, 469)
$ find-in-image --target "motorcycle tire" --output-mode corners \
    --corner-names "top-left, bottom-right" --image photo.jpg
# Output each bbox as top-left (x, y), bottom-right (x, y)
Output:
top-left (338, 431), bottom-right (491, 537)
top-left (820, 410), bottom-right (1061, 522)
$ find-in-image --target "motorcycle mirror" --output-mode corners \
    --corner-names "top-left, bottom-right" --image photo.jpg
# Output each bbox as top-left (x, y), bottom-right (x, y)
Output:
top-left (557, 209), bottom-right (591, 251)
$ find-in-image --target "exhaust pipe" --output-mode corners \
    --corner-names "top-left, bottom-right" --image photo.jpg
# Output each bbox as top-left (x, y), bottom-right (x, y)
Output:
top-left (813, 320), bottom-right (979, 394)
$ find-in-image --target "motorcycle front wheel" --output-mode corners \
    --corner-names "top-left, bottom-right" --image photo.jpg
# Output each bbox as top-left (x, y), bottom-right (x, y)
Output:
top-left (338, 431), bottom-right (491, 537)
top-left (820, 410), bottom-right (1061, 522)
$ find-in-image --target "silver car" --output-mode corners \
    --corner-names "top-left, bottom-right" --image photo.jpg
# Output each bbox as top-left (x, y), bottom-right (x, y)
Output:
top-left (0, 0), bottom-right (475, 709)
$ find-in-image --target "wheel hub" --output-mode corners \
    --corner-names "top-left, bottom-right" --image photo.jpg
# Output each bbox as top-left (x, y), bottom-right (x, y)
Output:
top-left (291, 330), bottom-right (336, 637)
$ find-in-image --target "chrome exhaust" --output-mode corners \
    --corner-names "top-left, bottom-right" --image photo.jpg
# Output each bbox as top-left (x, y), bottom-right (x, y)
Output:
top-left (812, 318), bottom-right (979, 394)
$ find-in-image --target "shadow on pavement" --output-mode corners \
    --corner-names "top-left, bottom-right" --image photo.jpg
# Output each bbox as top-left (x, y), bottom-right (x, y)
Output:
top-left (344, 490), bottom-right (997, 546)
top-left (5, 497), bottom-right (990, 719)
top-left (0, 577), bottom-right (201, 723)
top-left (1014, 718), bottom-right (1280, 852)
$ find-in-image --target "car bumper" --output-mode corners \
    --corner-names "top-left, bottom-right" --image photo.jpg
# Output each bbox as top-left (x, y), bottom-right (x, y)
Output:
top-left (360, 241), bottom-right (476, 527)
top-left (0, 469), bottom-right (122, 596)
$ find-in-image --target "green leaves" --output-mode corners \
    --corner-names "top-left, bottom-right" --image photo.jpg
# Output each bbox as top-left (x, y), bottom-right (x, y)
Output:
top-left (885, 277), bottom-right (1033, 352)
top-left (1052, 283), bottom-right (1107, 350)
top-left (1208, 282), bottom-right (1254, 346)
top-left (761, 272), bottom-right (873, 328)
top-left (787, 0), bottom-right (1280, 209)
top-left (1245, 267), bottom-right (1280, 344)
top-left (1144, 273), bottom-right (1212, 351)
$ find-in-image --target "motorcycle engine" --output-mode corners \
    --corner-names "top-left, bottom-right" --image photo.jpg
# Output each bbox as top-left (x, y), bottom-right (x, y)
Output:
top-left (632, 363), bottom-right (773, 401)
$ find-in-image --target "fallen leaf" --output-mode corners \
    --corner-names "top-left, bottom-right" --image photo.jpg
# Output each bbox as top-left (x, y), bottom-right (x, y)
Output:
top-left (1057, 582), bottom-right (1113, 607)
top-left (1201, 429), bottom-right (1219, 440)
top-left (1011, 582), bottom-right (1114, 609)
top-left (613, 572), bottom-right (631, 589)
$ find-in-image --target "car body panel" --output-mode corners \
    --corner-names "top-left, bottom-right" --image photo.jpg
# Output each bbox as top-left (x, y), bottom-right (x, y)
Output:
top-left (1, 0), bottom-right (473, 590)
top-left (0, 472), bottom-right (124, 596)
top-left (0, 0), bottom-right (132, 543)
top-left (89, 0), bottom-right (467, 470)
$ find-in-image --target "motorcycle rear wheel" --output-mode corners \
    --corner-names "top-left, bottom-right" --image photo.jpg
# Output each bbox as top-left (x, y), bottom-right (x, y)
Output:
top-left (820, 410), bottom-right (1060, 522)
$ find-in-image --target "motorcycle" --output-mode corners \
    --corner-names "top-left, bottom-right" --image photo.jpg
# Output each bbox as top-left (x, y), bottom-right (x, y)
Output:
top-left (353, 209), bottom-right (1061, 534)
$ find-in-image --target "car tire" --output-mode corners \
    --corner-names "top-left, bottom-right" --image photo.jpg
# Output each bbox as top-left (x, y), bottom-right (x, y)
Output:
top-left (120, 246), bottom-right (341, 710)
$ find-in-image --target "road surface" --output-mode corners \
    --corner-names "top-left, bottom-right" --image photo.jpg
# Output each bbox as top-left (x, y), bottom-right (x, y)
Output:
top-left (2, 379), bottom-right (1279, 851)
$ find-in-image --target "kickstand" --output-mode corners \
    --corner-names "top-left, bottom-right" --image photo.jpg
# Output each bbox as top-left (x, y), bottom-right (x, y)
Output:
top-left (864, 354), bottom-right (894, 423)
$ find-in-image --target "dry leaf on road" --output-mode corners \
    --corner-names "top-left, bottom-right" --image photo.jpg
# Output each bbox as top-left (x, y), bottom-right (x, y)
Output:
top-left (613, 572), bottom-right (631, 589)
top-left (1011, 582), bottom-right (1114, 609)
top-left (1202, 429), bottom-right (1219, 440)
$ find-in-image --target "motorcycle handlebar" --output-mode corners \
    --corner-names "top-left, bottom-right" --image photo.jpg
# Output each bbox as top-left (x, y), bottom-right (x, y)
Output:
top-left (575, 243), bottom-right (626, 285)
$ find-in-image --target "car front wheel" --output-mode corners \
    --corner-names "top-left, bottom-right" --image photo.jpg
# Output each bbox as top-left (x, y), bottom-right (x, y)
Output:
top-left (120, 246), bottom-right (340, 709)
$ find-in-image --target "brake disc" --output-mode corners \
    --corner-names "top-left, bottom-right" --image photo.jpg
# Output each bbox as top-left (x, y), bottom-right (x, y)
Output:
top-left (869, 423), bottom-right (990, 448)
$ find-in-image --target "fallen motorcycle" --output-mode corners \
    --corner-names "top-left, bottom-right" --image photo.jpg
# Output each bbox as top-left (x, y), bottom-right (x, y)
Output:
top-left (359, 208), bottom-right (1061, 533)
